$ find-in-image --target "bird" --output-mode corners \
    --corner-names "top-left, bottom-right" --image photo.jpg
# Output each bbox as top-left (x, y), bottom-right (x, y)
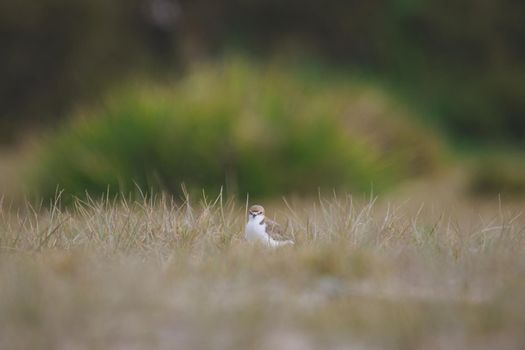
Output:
top-left (244, 204), bottom-right (294, 247)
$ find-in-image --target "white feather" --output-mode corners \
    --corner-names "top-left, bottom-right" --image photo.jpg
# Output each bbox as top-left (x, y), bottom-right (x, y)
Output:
top-left (245, 215), bottom-right (294, 248)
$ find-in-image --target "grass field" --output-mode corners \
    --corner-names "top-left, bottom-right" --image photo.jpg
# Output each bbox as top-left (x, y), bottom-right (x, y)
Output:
top-left (1, 190), bottom-right (524, 350)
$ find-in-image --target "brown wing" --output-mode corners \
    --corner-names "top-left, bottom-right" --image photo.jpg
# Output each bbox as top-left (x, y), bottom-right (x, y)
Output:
top-left (262, 217), bottom-right (292, 241)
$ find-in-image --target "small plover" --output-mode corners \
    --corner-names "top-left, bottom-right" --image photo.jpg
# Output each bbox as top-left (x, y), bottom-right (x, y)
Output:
top-left (245, 204), bottom-right (294, 247)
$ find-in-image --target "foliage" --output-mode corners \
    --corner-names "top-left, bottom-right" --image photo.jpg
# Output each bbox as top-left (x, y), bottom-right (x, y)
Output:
top-left (469, 154), bottom-right (525, 197)
top-left (28, 59), bottom-right (443, 201)
top-left (0, 0), bottom-right (179, 142)
top-left (2, 0), bottom-right (525, 144)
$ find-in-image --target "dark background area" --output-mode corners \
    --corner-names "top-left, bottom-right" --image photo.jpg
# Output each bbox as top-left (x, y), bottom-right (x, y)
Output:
top-left (2, 0), bottom-right (524, 145)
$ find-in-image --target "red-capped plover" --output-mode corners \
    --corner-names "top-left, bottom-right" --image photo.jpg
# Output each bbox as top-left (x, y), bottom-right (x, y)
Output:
top-left (245, 204), bottom-right (294, 247)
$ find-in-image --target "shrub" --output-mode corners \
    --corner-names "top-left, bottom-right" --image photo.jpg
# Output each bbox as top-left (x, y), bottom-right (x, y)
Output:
top-left (469, 154), bottom-right (525, 197)
top-left (28, 58), bottom-right (444, 201)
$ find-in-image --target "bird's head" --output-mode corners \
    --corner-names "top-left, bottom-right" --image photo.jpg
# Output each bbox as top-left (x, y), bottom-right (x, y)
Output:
top-left (248, 205), bottom-right (265, 221)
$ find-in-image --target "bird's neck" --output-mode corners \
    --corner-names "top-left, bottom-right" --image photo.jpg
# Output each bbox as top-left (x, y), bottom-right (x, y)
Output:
top-left (249, 216), bottom-right (265, 225)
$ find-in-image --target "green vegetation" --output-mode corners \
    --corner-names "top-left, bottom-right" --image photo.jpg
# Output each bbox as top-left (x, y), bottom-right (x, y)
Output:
top-left (469, 154), bottom-right (525, 197)
top-left (4, 1), bottom-right (524, 145)
top-left (29, 59), bottom-right (443, 202)
top-left (1, 194), bottom-right (524, 349)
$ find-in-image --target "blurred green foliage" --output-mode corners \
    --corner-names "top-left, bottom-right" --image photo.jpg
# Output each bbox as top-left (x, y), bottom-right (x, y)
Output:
top-left (469, 154), bottom-right (525, 197)
top-left (0, 0), bottom-right (179, 142)
top-left (2, 0), bottom-right (524, 145)
top-left (29, 59), bottom-right (443, 201)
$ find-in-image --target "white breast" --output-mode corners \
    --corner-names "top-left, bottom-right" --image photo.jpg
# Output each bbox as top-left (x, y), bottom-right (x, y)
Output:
top-left (245, 220), bottom-right (268, 243)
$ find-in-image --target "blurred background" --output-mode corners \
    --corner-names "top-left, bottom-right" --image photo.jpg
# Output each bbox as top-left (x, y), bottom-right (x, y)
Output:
top-left (1, 0), bottom-right (524, 202)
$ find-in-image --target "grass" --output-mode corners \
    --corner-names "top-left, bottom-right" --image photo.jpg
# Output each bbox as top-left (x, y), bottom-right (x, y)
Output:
top-left (1, 192), bottom-right (524, 349)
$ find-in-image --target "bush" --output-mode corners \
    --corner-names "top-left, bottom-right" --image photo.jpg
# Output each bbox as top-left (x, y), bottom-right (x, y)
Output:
top-left (28, 58), bottom-right (444, 201)
top-left (469, 154), bottom-right (525, 197)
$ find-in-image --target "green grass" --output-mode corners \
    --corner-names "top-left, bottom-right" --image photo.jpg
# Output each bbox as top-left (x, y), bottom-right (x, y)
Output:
top-left (28, 57), bottom-right (444, 203)
top-left (1, 193), bottom-right (524, 349)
